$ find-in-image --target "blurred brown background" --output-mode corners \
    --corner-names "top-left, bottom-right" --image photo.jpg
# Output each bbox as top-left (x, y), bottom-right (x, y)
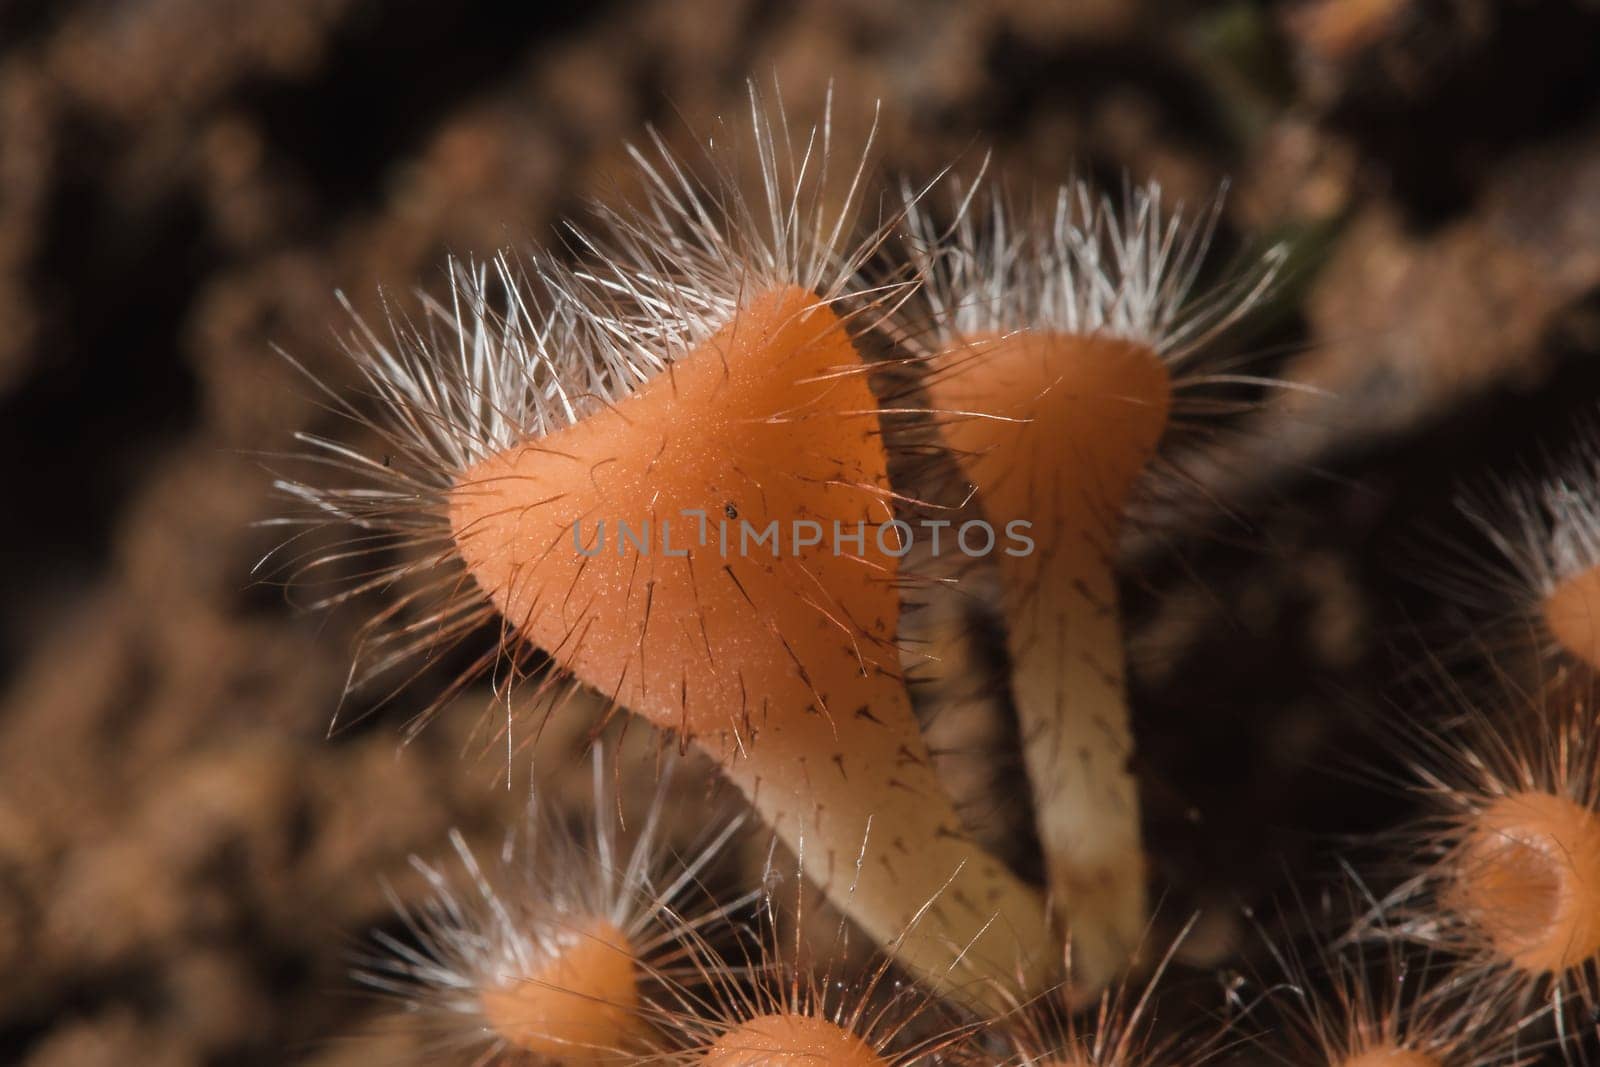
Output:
top-left (3, 0), bottom-right (1600, 1062)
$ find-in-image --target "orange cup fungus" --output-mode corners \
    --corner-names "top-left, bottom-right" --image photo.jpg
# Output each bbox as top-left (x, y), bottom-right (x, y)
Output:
top-left (448, 286), bottom-right (1050, 1008)
top-left (1452, 790), bottom-right (1600, 975)
top-left (923, 329), bottom-right (1171, 990)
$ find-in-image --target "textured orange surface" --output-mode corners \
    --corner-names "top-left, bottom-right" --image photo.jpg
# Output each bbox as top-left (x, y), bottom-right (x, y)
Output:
top-left (701, 1014), bottom-right (886, 1066)
top-left (1542, 565), bottom-right (1600, 671)
top-left (926, 331), bottom-right (1172, 529)
top-left (449, 285), bottom-right (898, 741)
top-left (477, 919), bottom-right (641, 1062)
top-left (1340, 1048), bottom-right (1441, 1067)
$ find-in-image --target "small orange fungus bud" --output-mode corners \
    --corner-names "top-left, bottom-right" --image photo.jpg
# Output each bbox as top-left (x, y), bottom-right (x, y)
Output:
top-left (1541, 565), bottom-right (1600, 672)
top-left (477, 919), bottom-right (642, 1061)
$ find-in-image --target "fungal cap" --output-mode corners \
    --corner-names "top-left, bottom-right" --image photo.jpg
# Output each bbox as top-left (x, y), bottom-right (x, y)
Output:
top-left (1455, 789), bottom-right (1600, 973)
top-left (1339, 1049), bottom-right (1441, 1067)
top-left (1541, 564), bottom-right (1600, 670)
top-left (447, 283), bottom-right (895, 738)
top-left (476, 918), bottom-right (642, 1060)
top-left (701, 1013), bottom-right (887, 1066)
top-left (927, 330), bottom-right (1172, 523)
